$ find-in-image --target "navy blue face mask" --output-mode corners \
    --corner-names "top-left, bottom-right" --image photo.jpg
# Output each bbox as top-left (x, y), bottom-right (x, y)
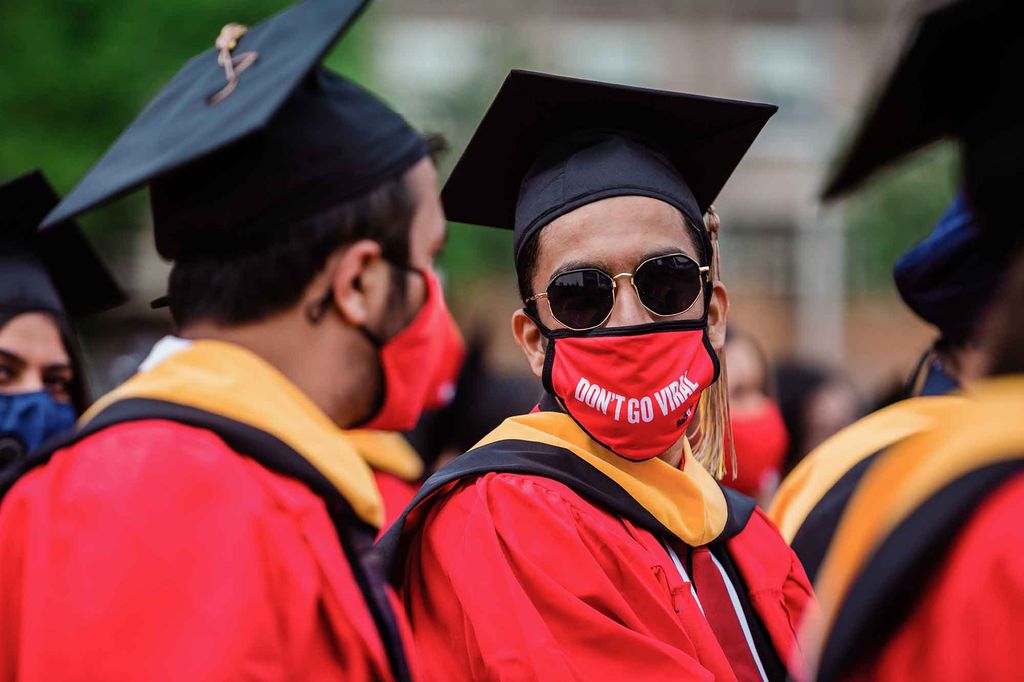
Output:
top-left (0, 391), bottom-right (77, 465)
top-left (918, 356), bottom-right (960, 397)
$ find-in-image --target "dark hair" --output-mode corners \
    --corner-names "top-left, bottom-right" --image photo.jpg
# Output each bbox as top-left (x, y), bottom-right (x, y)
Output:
top-left (167, 176), bottom-right (414, 328)
top-left (515, 213), bottom-right (706, 302)
top-left (167, 136), bottom-right (449, 329)
top-left (774, 360), bottom-right (831, 474)
top-left (516, 229), bottom-right (544, 302)
top-left (986, 251), bottom-right (1024, 376)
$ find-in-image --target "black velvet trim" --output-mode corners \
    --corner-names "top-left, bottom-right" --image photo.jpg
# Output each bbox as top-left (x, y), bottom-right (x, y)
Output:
top-left (709, 542), bottom-right (789, 681)
top-left (380, 437), bottom-right (754, 578)
top-left (790, 450), bottom-right (883, 584)
top-left (378, 438), bottom-right (677, 583)
top-left (718, 486), bottom-right (757, 541)
top-left (818, 459), bottom-right (1024, 682)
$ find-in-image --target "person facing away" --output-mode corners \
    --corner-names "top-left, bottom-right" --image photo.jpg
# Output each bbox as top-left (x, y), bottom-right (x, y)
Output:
top-left (788, 0), bottom-right (1024, 674)
top-left (130, 136), bottom-right (465, 534)
top-left (380, 70), bottom-right (815, 682)
top-left (0, 1), bottom-right (456, 680)
top-left (768, 192), bottom-right (1006, 582)
top-left (0, 170), bottom-right (125, 467)
top-left (768, 0), bottom-right (1024, 584)
top-left (802, 245), bottom-right (1024, 682)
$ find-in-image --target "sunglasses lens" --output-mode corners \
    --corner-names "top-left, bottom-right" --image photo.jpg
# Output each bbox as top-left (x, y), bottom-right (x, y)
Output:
top-left (546, 269), bottom-right (615, 330)
top-left (633, 255), bottom-right (703, 316)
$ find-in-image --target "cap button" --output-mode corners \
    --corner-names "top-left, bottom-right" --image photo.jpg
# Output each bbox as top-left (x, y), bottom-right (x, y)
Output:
top-left (215, 23), bottom-right (249, 52)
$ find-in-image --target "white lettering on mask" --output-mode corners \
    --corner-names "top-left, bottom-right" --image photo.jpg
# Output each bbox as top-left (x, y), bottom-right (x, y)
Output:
top-left (573, 374), bottom-right (699, 424)
top-left (627, 398), bottom-right (641, 424)
top-left (573, 377), bottom-right (623, 418)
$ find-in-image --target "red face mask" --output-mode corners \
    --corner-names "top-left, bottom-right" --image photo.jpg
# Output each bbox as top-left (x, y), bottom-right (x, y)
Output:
top-left (723, 400), bottom-right (789, 497)
top-left (423, 311), bottom-right (466, 411)
top-left (363, 271), bottom-right (459, 432)
top-left (541, 319), bottom-right (720, 461)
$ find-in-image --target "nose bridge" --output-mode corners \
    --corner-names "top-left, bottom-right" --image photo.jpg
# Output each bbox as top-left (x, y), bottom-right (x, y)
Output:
top-left (607, 271), bottom-right (651, 327)
top-left (7, 367), bottom-right (46, 394)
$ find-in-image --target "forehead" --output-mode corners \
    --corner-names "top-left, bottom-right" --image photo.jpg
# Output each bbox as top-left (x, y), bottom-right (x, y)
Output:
top-left (534, 195), bottom-right (698, 280)
top-left (0, 312), bottom-right (70, 366)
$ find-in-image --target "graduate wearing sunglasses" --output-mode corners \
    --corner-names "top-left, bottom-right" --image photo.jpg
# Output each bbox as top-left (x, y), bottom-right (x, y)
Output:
top-left (381, 71), bottom-right (814, 682)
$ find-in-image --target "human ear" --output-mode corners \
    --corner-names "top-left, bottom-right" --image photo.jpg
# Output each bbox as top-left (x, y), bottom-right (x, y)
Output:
top-left (706, 280), bottom-right (729, 353)
top-left (511, 308), bottom-right (547, 379)
top-left (329, 240), bottom-right (386, 327)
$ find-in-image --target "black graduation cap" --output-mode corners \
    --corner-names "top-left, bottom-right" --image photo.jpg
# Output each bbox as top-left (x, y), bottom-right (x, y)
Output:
top-left (0, 170), bottom-right (126, 318)
top-left (41, 0), bottom-right (428, 260)
top-left (441, 70), bottom-right (777, 261)
top-left (821, 0), bottom-right (1024, 209)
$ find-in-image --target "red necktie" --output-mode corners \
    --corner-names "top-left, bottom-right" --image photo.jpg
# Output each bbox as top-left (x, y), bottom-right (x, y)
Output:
top-left (690, 547), bottom-right (763, 682)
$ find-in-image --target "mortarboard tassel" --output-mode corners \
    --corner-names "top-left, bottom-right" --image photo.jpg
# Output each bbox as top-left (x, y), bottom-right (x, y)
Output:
top-left (209, 23), bottom-right (259, 105)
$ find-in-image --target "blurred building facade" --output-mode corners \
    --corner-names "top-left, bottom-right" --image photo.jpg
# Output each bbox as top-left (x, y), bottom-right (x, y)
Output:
top-left (367, 0), bottom-right (936, 392)
top-left (113, 0), bottom-right (938, 398)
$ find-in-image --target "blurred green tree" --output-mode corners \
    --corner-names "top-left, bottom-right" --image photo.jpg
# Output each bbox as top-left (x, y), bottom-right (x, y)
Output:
top-left (843, 142), bottom-right (959, 292)
top-left (0, 0), bottom-right (373, 252)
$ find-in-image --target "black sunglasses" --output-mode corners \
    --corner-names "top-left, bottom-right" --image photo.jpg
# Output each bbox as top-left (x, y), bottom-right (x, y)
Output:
top-left (526, 253), bottom-right (710, 331)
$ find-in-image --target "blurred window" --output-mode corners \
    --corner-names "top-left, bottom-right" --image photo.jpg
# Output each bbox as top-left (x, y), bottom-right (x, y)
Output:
top-left (375, 19), bottom-right (491, 107)
top-left (719, 223), bottom-right (795, 298)
top-left (735, 26), bottom-right (828, 159)
top-left (554, 21), bottom-right (667, 85)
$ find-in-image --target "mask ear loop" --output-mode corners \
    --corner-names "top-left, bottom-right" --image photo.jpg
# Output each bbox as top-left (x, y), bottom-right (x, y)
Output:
top-left (690, 206), bottom-right (736, 481)
top-left (304, 277), bottom-right (387, 348)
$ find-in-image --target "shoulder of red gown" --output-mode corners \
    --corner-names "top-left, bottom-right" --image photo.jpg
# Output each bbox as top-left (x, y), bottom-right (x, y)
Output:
top-left (850, 471), bottom-right (1024, 682)
top-left (374, 469), bottom-right (420, 529)
top-left (406, 471), bottom-right (738, 681)
top-left (0, 419), bottom-right (403, 682)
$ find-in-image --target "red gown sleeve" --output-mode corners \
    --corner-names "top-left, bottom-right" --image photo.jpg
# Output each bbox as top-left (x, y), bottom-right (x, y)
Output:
top-left (726, 508), bottom-right (816, 680)
top-left (0, 420), bottom-right (392, 681)
top-left (849, 472), bottom-right (1024, 682)
top-left (375, 469), bottom-right (420, 530)
top-left (403, 472), bottom-right (721, 682)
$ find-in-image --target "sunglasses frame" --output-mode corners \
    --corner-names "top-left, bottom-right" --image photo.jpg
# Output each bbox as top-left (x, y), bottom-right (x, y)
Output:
top-left (526, 252), bottom-right (710, 331)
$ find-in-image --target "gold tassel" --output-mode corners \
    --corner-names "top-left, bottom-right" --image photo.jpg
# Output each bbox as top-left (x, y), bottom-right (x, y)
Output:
top-left (689, 206), bottom-right (736, 480)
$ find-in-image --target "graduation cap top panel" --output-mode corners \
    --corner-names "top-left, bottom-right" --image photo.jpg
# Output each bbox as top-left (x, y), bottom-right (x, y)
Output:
top-left (821, 0), bottom-right (1022, 200)
top-left (1, 171), bottom-right (125, 317)
top-left (441, 70), bottom-right (777, 258)
top-left (41, 0), bottom-right (372, 231)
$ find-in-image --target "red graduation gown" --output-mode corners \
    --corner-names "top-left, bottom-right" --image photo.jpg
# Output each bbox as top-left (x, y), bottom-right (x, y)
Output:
top-left (767, 396), bottom-right (965, 583)
top-left (805, 376), bottom-right (1024, 682)
top-left (343, 430), bottom-right (426, 529)
top-left (391, 412), bottom-right (814, 681)
top-left (374, 469), bottom-right (420, 527)
top-left (846, 472), bottom-right (1024, 681)
top-left (0, 341), bottom-right (415, 681)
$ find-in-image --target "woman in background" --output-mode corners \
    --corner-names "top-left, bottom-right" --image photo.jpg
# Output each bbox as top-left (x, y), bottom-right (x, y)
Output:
top-left (775, 359), bottom-right (863, 476)
top-left (722, 328), bottom-right (790, 506)
top-left (0, 171), bottom-right (124, 464)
